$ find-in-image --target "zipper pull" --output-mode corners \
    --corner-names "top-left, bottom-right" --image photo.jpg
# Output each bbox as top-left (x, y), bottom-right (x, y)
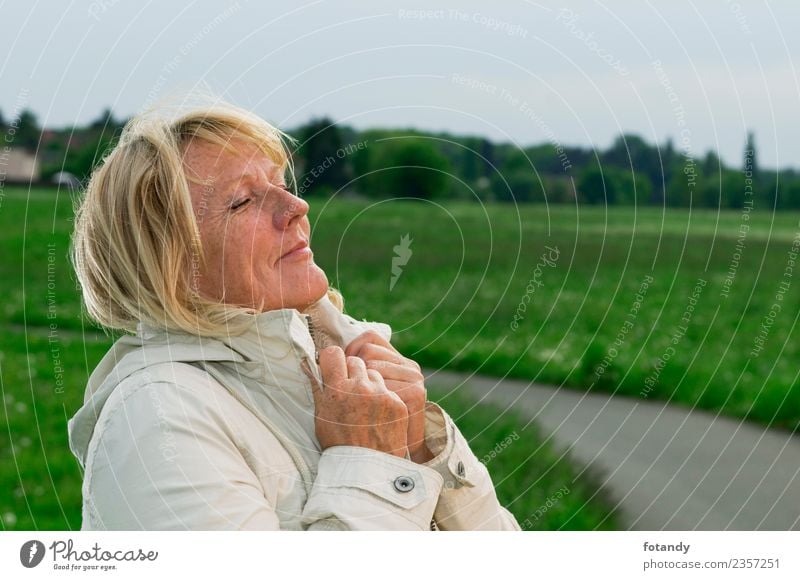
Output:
top-left (300, 356), bottom-right (323, 393)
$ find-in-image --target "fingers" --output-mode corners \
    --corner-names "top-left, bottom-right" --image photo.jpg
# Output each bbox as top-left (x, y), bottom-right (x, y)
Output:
top-left (351, 357), bottom-right (389, 391)
top-left (351, 343), bottom-right (409, 370)
top-left (361, 344), bottom-right (407, 365)
top-left (301, 356), bottom-right (324, 400)
top-left (383, 378), bottom-right (424, 395)
top-left (345, 330), bottom-right (396, 358)
top-left (383, 379), bottom-right (427, 416)
top-left (343, 331), bottom-right (425, 382)
top-left (346, 354), bottom-right (369, 382)
top-left (366, 368), bottom-right (385, 386)
top-left (316, 345), bottom-right (390, 401)
top-left (384, 389), bottom-right (406, 408)
top-left (364, 359), bottom-right (422, 382)
top-left (318, 346), bottom-right (347, 388)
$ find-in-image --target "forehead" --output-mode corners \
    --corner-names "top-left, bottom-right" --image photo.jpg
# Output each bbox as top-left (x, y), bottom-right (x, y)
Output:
top-left (182, 137), bottom-right (283, 196)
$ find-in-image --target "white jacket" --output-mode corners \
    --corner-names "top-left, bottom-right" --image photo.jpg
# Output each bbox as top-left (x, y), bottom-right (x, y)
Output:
top-left (67, 294), bottom-right (521, 531)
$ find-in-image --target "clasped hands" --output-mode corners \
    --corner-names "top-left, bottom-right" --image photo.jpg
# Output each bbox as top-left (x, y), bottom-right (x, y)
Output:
top-left (310, 331), bottom-right (435, 464)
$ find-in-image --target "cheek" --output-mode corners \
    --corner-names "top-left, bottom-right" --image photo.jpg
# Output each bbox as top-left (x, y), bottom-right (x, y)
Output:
top-left (201, 221), bottom-right (260, 279)
top-left (224, 216), bottom-right (276, 274)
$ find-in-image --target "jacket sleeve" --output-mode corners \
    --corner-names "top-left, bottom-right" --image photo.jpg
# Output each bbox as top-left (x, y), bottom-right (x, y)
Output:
top-left (83, 379), bottom-right (284, 530)
top-left (83, 378), bottom-right (444, 531)
top-left (419, 402), bottom-right (522, 530)
top-left (299, 446), bottom-right (444, 530)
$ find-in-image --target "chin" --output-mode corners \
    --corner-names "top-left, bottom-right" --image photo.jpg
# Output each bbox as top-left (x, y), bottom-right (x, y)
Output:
top-left (290, 265), bottom-right (329, 311)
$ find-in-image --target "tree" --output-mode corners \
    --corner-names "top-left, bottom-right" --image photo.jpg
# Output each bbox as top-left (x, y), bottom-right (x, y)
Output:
top-left (781, 178), bottom-right (800, 210)
top-left (90, 107), bottom-right (117, 130)
top-left (604, 133), bottom-right (661, 190)
top-left (458, 137), bottom-right (497, 198)
top-left (702, 151), bottom-right (722, 176)
top-left (744, 130), bottom-right (759, 181)
top-left (295, 117), bottom-right (347, 195)
top-left (361, 139), bottom-right (450, 200)
top-left (663, 152), bottom-right (724, 207)
top-left (661, 138), bottom-right (676, 181)
top-left (615, 169), bottom-right (652, 205)
top-left (460, 137), bottom-right (485, 183)
top-left (578, 164), bottom-right (616, 205)
top-left (10, 108), bottom-right (41, 150)
top-left (498, 170), bottom-right (539, 203)
top-left (714, 169), bottom-right (746, 209)
top-left (545, 177), bottom-right (572, 204)
top-left (479, 138), bottom-right (496, 178)
top-left (501, 147), bottom-right (532, 174)
top-left (62, 133), bottom-right (117, 183)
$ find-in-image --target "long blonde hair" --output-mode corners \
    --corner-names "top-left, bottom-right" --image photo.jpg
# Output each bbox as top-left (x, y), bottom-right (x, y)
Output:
top-left (71, 98), bottom-right (343, 337)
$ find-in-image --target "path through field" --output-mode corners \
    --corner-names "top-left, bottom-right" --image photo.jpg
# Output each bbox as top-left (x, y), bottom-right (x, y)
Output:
top-left (425, 368), bottom-right (800, 530)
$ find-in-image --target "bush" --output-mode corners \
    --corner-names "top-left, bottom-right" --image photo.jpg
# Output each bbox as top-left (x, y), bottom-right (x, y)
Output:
top-left (357, 138), bottom-right (451, 200)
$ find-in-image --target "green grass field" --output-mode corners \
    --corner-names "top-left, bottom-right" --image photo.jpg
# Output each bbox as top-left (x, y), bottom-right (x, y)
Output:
top-left (0, 187), bottom-right (620, 530)
top-left (310, 197), bottom-right (800, 431)
top-left (4, 185), bottom-right (800, 530)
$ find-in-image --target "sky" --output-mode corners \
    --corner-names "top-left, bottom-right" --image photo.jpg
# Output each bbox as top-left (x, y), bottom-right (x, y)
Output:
top-left (2, 0), bottom-right (799, 169)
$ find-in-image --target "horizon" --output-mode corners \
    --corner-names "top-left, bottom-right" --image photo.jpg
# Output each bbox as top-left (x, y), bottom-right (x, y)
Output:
top-left (2, 1), bottom-right (798, 172)
top-left (6, 107), bottom-right (781, 174)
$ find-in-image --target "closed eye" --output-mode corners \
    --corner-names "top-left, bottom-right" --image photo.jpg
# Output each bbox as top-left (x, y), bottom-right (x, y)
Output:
top-left (229, 184), bottom-right (291, 211)
top-left (229, 197), bottom-right (251, 211)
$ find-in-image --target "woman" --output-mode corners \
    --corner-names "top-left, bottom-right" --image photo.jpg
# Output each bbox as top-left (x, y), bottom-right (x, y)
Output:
top-left (66, 100), bottom-right (521, 531)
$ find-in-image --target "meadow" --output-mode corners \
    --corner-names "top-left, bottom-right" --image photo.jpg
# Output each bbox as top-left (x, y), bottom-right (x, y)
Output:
top-left (3, 185), bottom-right (799, 530)
top-left (0, 187), bottom-right (619, 530)
top-left (311, 196), bottom-right (800, 431)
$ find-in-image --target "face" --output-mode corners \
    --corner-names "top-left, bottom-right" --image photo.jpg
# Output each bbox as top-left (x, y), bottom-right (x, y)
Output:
top-left (182, 137), bottom-right (329, 312)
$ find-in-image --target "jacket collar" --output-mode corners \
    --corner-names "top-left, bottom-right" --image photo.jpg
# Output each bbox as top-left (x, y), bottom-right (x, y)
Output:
top-left (134, 291), bottom-right (392, 366)
top-left (134, 300), bottom-right (315, 365)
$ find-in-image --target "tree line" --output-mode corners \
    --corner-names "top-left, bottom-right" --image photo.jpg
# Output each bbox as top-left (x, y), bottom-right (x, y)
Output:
top-left (3, 106), bottom-right (798, 210)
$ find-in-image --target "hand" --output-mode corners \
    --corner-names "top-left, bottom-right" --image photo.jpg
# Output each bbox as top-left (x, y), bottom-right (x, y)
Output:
top-left (345, 331), bottom-right (434, 463)
top-left (311, 345), bottom-right (409, 458)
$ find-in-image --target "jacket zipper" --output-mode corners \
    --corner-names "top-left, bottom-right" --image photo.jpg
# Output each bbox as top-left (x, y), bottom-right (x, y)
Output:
top-left (305, 314), bottom-right (321, 364)
top-left (300, 313), bottom-right (328, 396)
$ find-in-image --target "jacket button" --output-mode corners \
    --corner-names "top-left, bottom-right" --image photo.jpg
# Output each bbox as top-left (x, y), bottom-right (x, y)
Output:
top-left (393, 476), bottom-right (415, 493)
top-left (456, 460), bottom-right (466, 478)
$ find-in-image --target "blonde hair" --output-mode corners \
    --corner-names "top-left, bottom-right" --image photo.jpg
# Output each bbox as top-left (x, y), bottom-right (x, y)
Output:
top-left (71, 98), bottom-right (343, 337)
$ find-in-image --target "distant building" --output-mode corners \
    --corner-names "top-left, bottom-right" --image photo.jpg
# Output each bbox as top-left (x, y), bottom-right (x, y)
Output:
top-left (1, 148), bottom-right (40, 181)
top-left (52, 171), bottom-right (81, 190)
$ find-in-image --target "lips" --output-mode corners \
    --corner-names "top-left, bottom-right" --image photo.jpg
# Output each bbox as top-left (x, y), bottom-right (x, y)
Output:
top-left (279, 239), bottom-right (309, 261)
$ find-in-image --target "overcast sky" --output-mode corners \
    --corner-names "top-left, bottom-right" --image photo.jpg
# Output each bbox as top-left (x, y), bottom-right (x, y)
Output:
top-left (2, 0), bottom-right (799, 169)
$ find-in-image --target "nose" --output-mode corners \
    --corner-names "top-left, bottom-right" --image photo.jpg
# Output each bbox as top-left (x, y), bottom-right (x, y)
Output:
top-left (272, 186), bottom-right (309, 230)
